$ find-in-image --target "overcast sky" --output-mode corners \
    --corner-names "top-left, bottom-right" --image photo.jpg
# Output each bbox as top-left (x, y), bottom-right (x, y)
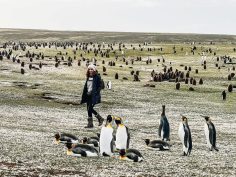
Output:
top-left (0, 0), bottom-right (235, 34)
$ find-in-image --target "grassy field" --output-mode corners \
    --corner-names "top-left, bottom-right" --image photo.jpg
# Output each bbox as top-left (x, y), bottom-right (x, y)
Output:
top-left (0, 29), bottom-right (236, 177)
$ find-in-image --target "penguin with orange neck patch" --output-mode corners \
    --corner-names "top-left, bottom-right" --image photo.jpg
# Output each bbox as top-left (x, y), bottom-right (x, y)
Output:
top-left (115, 117), bottom-right (130, 150)
top-left (202, 115), bottom-right (219, 151)
top-left (54, 132), bottom-right (79, 144)
top-left (178, 115), bottom-right (192, 156)
top-left (119, 149), bottom-right (143, 162)
top-left (66, 139), bottom-right (98, 157)
top-left (99, 115), bottom-right (114, 156)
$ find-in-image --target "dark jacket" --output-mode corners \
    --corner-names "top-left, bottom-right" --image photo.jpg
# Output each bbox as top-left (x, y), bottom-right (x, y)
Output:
top-left (81, 74), bottom-right (101, 105)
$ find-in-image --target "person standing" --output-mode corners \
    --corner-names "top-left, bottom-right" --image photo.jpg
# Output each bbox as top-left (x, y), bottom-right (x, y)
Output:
top-left (81, 64), bottom-right (104, 128)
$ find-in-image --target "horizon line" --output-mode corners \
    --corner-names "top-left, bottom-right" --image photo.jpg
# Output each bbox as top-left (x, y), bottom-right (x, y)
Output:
top-left (0, 27), bottom-right (235, 36)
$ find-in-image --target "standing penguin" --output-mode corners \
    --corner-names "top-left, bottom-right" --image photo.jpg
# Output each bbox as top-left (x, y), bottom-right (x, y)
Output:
top-left (158, 105), bottom-right (170, 141)
top-left (222, 90), bottom-right (226, 100)
top-left (178, 115), bottom-right (192, 156)
top-left (201, 116), bottom-right (219, 151)
top-left (99, 115), bottom-right (114, 156)
top-left (107, 81), bottom-right (112, 90)
top-left (115, 117), bottom-right (130, 150)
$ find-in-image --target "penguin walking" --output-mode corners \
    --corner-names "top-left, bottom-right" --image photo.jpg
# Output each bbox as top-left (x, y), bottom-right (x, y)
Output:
top-left (66, 140), bottom-right (98, 157)
top-left (99, 115), bottom-right (114, 156)
top-left (158, 105), bottom-right (170, 141)
top-left (201, 116), bottom-right (219, 151)
top-left (178, 116), bottom-right (192, 156)
top-left (144, 139), bottom-right (170, 150)
top-left (54, 132), bottom-right (79, 144)
top-left (115, 117), bottom-right (130, 150)
top-left (119, 149), bottom-right (143, 162)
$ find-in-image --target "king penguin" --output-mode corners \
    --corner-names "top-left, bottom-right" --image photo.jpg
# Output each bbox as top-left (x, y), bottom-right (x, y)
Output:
top-left (115, 117), bottom-right (130, 150)
top-left (54, 132), bottom-right (79, 144)
top-left (158, 105), bottom-right (170, 141)
top-left (178, 115), bottom-right (192, 156)
top-left (202, 115), bottom-right (219, 151)
top-left (144, 139), bottom-right (170, 150)
top-left (99, 115), bottom-right (114, 156)
top-left (66, 139), bottom-right (98, 157)
top-left (82, 136), bottom-right (99, 148)
top-left (119, 149), bottom-right (143, 162)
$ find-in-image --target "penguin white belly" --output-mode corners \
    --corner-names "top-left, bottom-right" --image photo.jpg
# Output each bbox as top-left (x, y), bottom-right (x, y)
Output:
top-left (204, 123), bottom-right (211, 148)
top-left (99, 127), bottom-right (113, 156)
top-left (71, 153), bottom-right (82, 157)
top-left (116, 127), bottom-right (128, 150)
top-left (161, 129), bottom-right (164, 140)
top-left (85, 151), bottom-right (98, 157)
top-left (178, 123), bottom-right (188, 154)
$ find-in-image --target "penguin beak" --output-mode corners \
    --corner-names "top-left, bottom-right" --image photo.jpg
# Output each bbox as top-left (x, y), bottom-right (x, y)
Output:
top-left (67, 150), bottom-right (73, 156)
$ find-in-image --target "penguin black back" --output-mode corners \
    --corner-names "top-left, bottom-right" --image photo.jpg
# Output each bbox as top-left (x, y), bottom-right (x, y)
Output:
top-left (158, 105), bottom-right (170, 141)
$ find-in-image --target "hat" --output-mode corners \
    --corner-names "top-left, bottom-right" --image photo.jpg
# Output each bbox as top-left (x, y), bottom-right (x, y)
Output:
top-left (88, 64), bottom-right (96, 71)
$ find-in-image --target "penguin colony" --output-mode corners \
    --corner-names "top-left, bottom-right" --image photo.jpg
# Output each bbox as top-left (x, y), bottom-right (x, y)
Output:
top-left (54, 105), bottom-right (219, 162)
top-left (54, 115), bottom-right (143, 162)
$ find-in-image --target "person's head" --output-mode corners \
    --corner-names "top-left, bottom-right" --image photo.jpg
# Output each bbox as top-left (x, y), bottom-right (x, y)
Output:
top-left (86, 64), bottom-right (97, 77)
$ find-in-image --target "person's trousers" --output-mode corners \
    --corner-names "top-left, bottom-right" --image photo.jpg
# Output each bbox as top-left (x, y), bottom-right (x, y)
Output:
top-left (87, 95), bottom-right (98, 117)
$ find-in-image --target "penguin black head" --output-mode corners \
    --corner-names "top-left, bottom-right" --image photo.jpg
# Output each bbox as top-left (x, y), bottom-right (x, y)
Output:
top-left (161, 105), bottom-right (166, 116)
top-left (144, 139), bottom-right (150, 145)
top-left (119, 149), bottom-right (126, 156)
top-left (54, 133), bottom-right (60, 140)
top-left (82, 137), bottom-right (88, 144)
top-left (181, 115), bottom-right (187, 122)
top-left (107, 115), bottom-right (113, 123)
top-left (66, 139), bottom-right (73, 149)
top-left (201, 115), bottom-right (210, 121)
top-left (115, 117), bottom-right (122, 125)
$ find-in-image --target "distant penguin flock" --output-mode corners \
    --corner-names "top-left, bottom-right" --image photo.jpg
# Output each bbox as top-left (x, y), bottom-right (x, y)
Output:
top-left (54, 105), bottom-right (219, 162)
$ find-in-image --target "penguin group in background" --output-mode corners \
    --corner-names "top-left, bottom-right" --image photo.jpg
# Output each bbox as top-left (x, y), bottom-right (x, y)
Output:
top-left (144, 139), bottom-right (170, 151)
top-left (178, 116), bottom-right (192, 156)
top-left (202, 115), bottom-right (219, 151)
top-left (54, 132), bottom-right (79, 144)
top-left (158, 105), bottom-right (170, 141)
top-left (99, 115), bottom-right (114, 156)
top-left (66, 139), bottom-right (99, 157)
top-left (119, 149), bottom-right (143, 162)
top-left (115, 117), bottom-right (130, 150)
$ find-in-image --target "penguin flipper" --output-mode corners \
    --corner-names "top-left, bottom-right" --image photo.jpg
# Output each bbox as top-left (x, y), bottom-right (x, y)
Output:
top-left (80, 150), bottom-right (87, 157)
top-left (158, 119), bottom-right (163, 138)
top-left (127, 154), bottom-right (139, 162)
top-left (126, 127), bottom-right (130, 149)
top-left (184, 128), bottom-right (189, 148)
top-left (209, 123), bottom-right (216, 147)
